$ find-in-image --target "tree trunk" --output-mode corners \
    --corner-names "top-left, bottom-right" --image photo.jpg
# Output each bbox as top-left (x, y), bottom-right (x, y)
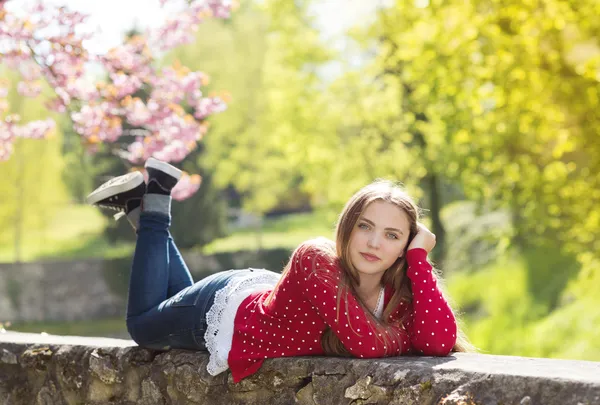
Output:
top-left (426, 172), bottom-right (446, 266)
top-left (14, 142), bottom-right (24, 263)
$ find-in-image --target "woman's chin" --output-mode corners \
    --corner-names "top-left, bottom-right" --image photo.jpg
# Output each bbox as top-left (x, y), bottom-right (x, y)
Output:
top-left (355, 263), bottom-right (386, 277)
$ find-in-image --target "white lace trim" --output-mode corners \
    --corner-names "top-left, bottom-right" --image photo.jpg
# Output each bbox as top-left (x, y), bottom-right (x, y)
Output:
top-left (204, 269), bottom-right (281, 376)
top-left (374, 287), bottom-right (385, 320)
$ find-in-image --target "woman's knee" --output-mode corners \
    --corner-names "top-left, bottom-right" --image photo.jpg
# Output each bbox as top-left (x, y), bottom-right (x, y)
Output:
top-left (126, 317), bottom-right (143, 344)
top-left (126, 317), bottom-right (169, 349)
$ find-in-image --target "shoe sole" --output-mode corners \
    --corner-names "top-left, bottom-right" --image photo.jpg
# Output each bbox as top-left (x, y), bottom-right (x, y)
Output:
top-left (145, 157), bottom-right (183, 180)
top-left (86, 172), bottom-right (145, 205)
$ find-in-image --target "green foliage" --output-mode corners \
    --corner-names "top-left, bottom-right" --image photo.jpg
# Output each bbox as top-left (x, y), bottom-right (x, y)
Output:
top-left (447, 245), bottom-right (600, 361)
top-left (362, 0), bottom-right (600, 299)
top-left (441, 201), bottom-right (513, 274)
top-left (170, 162), bottom-right (228, 249)
top-left (60, 124), bottom-right (105, 204)
top-left (520, 242), bottom-right (581, 311)
top-left (526, 297), bottom-right (600, 360)
top-left (0, 67), bottom-right (70, 261)
top-left (237, 0), bottom-right (600, 344)
top-left (164, 0), bottom-right (333, 214)
top-left (449, 255), bottom-right (548, 356)
top-left (4, 0), bottom-right (600, 360)
top-left (443, 201), bottom-right (592, 359)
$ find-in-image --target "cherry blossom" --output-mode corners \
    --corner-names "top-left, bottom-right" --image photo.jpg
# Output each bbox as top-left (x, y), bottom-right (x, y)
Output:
top-left (0, 0), bottom-right (233, 198)
top-left (171, 172), bottom-right (202, 201)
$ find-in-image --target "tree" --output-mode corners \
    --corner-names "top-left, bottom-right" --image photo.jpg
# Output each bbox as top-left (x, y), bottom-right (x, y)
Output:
top-left (158, 2), bottom-right (274, 246)
top-left (361, 0), bottom-right (600, 286)
top-left (174, 0), bottom-right (334, 215)
top-left (1, 0), bottom-right (234, 198)
top-left (0, 68), bottom-right (68, 261)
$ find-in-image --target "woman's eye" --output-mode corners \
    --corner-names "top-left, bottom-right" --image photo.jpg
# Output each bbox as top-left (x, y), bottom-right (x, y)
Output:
top-left (387, 233), bottom-right (399, 239)
top-left (358, 223), bottom-right (369, 230)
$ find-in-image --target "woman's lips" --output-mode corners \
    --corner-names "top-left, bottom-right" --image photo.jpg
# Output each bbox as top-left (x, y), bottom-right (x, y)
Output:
top-left (360, 252), bottom-right (380, 262)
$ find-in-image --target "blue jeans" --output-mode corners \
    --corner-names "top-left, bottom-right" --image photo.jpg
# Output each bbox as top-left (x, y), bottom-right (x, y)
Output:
top-left (126, 211), bottom-right (238, 351)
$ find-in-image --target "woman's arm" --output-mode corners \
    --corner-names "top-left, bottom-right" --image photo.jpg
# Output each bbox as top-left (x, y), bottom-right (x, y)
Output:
top-left (405, 248), bottom-right (457, 355)
top-left (290, 240), bottom-right (409, 357)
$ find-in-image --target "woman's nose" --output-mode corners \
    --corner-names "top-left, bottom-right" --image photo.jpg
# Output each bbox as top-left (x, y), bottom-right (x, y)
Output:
top-left (367, 234), bottom-right (380, 248)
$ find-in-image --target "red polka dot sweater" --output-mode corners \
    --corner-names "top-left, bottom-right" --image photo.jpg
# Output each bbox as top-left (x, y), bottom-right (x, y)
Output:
top-left (226, 240), bottom-right (457, 382)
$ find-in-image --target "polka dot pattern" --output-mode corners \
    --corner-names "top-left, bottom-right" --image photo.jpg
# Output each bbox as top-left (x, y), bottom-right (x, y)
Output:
top-left (402, 248), bottom-right (457, 356)
top-left (227, 242), bottom-right (457, 383)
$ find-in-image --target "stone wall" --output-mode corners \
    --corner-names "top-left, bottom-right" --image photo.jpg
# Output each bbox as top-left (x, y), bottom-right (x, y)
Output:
top-left (1, 332), bottom-right (599, 405)
top-left (0, 259), bottom-right (124, 322)
top-left (0, 248), bottom-right (291, 323)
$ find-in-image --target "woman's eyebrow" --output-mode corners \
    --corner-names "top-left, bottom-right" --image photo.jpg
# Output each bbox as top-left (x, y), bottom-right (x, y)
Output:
top-left (359, 217), bottom-right (404, 234)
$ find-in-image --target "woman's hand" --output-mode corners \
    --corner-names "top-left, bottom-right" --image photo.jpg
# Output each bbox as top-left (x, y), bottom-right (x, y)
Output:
top-left (407, 223), bottom-right (436, 253)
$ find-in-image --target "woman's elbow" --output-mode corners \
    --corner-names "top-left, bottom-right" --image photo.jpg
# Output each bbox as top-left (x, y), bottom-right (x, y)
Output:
top-left (413, 340), bottom-right (455, 356)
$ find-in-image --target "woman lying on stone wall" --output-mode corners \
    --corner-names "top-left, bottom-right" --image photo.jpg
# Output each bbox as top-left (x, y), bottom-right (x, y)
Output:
top-left (87, 158), bottom-right (472, 383)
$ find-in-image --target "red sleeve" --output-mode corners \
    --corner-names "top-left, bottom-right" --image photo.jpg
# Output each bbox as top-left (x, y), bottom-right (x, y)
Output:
top-left (404, 248), bottom-right (457, 355)
top-left (289, 240), bottom-right (409, 358)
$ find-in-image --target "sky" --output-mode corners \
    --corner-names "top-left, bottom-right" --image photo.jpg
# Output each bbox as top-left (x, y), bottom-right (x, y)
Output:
top-left (8, 0), bottom-right (386, 55)
top-left (6, 0), bottom-right (395, 82)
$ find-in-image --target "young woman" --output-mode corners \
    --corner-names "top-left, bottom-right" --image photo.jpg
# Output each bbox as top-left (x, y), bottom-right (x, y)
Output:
top-left (87, 157), bottom-right (468, 383)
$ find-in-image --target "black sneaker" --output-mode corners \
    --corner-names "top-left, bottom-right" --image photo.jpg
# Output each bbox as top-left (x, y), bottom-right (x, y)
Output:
top-left (145, 157), bottom-right (182, 195)
top-left (86, 171), bottom-right (146, 215)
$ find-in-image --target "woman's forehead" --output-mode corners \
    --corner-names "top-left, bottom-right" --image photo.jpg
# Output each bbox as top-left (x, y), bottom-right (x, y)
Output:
top-left (362, 200), bottom-right (410, 228)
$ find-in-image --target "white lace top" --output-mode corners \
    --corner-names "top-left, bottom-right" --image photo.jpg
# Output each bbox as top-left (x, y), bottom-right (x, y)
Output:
top-left (204, 268), bottom-right (281, 376)
top-left (373, 286), bottom-right (385, 319)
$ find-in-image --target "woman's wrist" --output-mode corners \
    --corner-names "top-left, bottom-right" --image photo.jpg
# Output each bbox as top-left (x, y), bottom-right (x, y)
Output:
top-left (406, 247), bottom-right (428, 262)
top-left (405, 248), bottom-right (430, 279)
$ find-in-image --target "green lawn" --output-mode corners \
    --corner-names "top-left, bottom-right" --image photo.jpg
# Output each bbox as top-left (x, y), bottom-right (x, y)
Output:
top-left (447, 249), bottom-right (600, 362)
top-left (4, 317), bottom-right (128, 338)
top-left (0, 204), bottom-right (336, 262)
top-left (0, 204), bottom-right (134, 262)
top-left (201, 210), bottom-right (337, 254)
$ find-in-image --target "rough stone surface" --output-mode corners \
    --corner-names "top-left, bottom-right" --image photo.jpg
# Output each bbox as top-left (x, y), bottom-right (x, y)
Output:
top-left (1, 332), bottom-right (599, 405)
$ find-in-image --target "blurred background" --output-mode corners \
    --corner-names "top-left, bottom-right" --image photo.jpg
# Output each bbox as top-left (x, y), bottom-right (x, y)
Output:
top-left (0, 0), bottom-right (599, 362)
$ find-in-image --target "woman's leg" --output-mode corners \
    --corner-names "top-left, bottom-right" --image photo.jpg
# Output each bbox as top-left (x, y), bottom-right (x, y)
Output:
top-left (87, 158), bottom-right (201, 349)
top-left (124, 158), bottom-right (205, 348)
top-left (126, 209), bottom-right (172, 319)
top-left (126, 157), bottom-right (184, 317)
top-left (126, 206), bottom-right (201, 350)
top-left (167, 236), bottom-right (194, 298)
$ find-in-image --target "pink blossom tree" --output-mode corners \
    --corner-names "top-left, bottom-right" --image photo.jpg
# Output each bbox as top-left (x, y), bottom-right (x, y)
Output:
top-left (0, 0), bottom-right (232, 199)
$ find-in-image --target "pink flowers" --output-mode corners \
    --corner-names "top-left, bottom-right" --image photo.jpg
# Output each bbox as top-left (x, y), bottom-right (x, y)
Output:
top-left (17, 81), bottom-right (42, 98)
top-left (194, 96), bottom-right (228, 120)
top-left (0, 0), bottom-right (233, 198)
top-left (0, 114), bottom-right (55, 161)
top-left (152, 1), bottom-right (232, 51)
top-left (172, 172), bottom-right (202, 201)
top-left (71, 103), bottom-right (123, 143)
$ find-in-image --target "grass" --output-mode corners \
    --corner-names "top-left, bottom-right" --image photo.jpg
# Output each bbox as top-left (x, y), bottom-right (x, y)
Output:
top-left (0, 205), bottom-right (335, 262)
top-left (447, 249), bottom-right (600, 362)
top-left (4, 317), bottom-right (128, 338)
top-left (0, 204), bottom-right (134, 262)
top-left (201, 210), bottom-right (337, 254)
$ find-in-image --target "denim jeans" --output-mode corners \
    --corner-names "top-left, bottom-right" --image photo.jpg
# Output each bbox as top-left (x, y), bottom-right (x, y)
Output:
top-left (126, 211), bottom-right (239, 351)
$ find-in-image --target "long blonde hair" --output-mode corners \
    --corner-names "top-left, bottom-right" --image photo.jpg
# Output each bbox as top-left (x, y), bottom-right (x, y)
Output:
top-left (268, 180), bottom-right (474, 354)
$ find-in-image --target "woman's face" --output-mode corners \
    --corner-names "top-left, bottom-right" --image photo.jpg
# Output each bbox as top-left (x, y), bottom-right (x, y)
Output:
top-left (348, 200), bottom-right (411, 282)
